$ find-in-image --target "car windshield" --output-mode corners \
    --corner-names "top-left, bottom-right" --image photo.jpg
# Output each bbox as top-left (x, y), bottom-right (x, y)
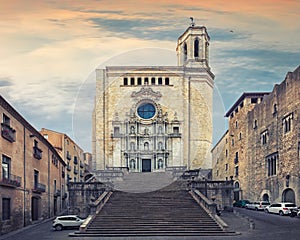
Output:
top-left (77, 216), bottom-right (85, 220)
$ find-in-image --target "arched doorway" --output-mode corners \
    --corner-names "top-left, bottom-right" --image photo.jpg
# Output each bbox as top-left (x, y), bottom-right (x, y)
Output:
top-left (262, 193), bottom-right (269, 202)
top-left (282, 188), bottom-right (295, 203)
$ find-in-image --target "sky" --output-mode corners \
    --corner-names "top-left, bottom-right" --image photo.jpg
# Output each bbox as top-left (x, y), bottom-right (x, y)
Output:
top-left (0, 0), bottom-right (299, 153)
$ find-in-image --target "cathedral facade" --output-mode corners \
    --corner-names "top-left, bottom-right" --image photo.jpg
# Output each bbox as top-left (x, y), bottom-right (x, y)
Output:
top-left (92, 24), bottom-right (214, 172)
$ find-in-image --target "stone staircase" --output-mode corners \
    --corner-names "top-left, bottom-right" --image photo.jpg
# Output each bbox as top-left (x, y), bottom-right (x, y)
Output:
top-left (72, 188), bottom-right (236, 237)
top-left (113, 172), bottom-right (175, 193)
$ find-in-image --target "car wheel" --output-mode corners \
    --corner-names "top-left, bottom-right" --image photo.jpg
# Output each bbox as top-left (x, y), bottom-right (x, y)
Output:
top-left (255, 207), bottom-right (258, 211)
top-left (55, 224), bottom-right (63, 231)
top-left (264, 209), bottom-right (269, 213)
top-left (279, 211), bottom-right (284, 216)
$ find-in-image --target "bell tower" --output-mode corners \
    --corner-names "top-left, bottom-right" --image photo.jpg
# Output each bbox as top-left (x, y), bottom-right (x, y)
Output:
top-left (176, 18), bottom-right (210, 69)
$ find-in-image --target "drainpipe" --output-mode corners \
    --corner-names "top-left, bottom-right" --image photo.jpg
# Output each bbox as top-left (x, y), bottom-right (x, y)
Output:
top-left (23, 126), bottom-right (26, 227)
top-left (48, 148), bottom-right (51, 218)
top-left (188, 76), bottom-right (191, 170)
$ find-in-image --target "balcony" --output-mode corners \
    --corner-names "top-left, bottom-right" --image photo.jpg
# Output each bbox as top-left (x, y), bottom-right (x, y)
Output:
top-left (66, 152), bottom-right (71, 160)
top-left (33, 146), bottom-right (42, 160)
top-left (168, 133), bottom-right (182, 138)
top-left (80, 161), bottom-right (84, 168)
top-left (33, 182), bottom-right (46, 193)
top-left (67, 164), bottom-right (71, 171)
top-left (54, 189), bottom-right (61, 197)
top-left (1, 123), bottom-right (16, 142)
top-left (0, 174), bottom-right (21, 188)
top-left (74, 168), bottom-right (78, 175)
top-left (80, 171), bottom-right (84, 177)
top-left (74, 157), bottom-right (78, 165)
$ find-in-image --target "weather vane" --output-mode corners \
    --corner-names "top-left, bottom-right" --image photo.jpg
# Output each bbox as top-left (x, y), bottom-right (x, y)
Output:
top-left (190, 17), bottom-right (195, 27)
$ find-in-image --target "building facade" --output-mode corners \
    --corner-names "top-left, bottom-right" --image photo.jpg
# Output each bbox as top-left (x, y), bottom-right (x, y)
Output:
top-left (0, 96), bottom-right (66, 235)
top-left (40, 128), bottom-right (87, 184)
top-left (212, 66), bottom-right (300, 205)
top-left (92, 23), bottom-right (214, 172)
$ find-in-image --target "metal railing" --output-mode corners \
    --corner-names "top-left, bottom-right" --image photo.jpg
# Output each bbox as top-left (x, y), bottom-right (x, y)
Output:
top-left (0, 174), bottom-right (21, 187)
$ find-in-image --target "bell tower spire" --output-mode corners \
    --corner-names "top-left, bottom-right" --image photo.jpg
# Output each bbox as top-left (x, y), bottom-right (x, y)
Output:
top-left (176, 18), bottom-right (210, 69)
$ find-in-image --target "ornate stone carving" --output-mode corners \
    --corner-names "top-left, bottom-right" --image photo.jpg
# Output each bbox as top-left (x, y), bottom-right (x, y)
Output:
top-left (131, 87), bottom-right (162, 101)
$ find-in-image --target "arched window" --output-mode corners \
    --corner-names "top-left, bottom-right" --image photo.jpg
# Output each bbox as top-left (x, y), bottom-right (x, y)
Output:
top-left (194, 39), bottom-right (199, 57)
top-left (183, 43), bottom-right (187, 61)
top-left (144, 142), bottom-right (149, 150)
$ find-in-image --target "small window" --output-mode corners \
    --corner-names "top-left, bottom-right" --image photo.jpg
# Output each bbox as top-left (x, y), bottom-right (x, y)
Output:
top-left (283, 113), bottom-right (293, 134)
top-left (130, 77), bottom-right (135, 85)
top-left (2, 114), bottom-right (10, 125)
top-left (137, 77), bottom-right (142, 85)
top-left (234, 152), bottom-right (239, 164)
top-left (2, 155), bottom-right (11, 179)
top-left (123, 77), bottom-right (128, 85)
top-left (273, 104), bottom-right (277, 114)
top-left (34, 170), bottom-right (39, 188)
top-left (225, 163), bottom-right (228, 171)
top-left (114, 127), bottom-right (120, 136)
top-left (173, 127), bottom-right (179, 134)
top-left (165, 77), bottom-right (170, 85)
top-left (240, 101), bottom-right (244, 108)
top-left (235, 121), bottom-right (238, 128)
top-left (151, 77), bottom-right (155, 85)
top-left (253, 120), bottom-right (258, 129)
top-left (194, 39), bottom-right (199, 57)
top-left (144, 77), bottom-right (149, 85)
top-left (235, 166), bottom-right (239, 176)
top-left (183, 43), bottom-right (187, 61)
top-left (158, 77), bottom-right (162, 85)
top-left (239, 133), bottom-right (242, 140)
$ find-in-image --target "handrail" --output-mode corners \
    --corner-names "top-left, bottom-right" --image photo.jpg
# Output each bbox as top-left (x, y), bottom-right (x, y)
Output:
top-left (79, 191), bottom-right (113, 232)
top-left (190, 189), bottom-right (217, 214)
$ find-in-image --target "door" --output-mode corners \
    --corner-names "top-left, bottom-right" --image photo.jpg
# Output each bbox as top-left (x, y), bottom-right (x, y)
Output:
top-left (142, 159), bottom-right (151, 172)
top-left (31, 197), bottom-right (39, 221)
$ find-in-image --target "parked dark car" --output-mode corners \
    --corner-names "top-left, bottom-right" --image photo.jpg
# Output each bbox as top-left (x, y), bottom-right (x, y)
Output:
top-left (233, 200), bottom-right (250, 208)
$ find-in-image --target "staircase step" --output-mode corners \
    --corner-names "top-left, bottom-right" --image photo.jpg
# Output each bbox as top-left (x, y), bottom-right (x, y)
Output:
top-left (71, 180), bottom-right (237, 237)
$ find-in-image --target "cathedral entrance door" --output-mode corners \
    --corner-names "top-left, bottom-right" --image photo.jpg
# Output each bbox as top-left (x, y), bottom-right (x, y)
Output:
top-left (142, 159), bottom-right (151, 172)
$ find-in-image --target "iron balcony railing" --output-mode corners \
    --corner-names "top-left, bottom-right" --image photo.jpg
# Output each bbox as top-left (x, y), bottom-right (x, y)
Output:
top-left (1, 123), bottom-right (16, 142)
top-left (0, 174), bottom-right (21, 187)
top-left (80, 161), bottom-right (84, 168)
top-left (33, 182), bottom-right (46, 193)
top-left (54, 189), bottom-right (61, 197)
top-left (33, 146), bottom-right (42, 160)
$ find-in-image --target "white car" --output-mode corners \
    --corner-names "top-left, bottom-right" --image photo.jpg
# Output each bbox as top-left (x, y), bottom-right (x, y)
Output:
top-left (52, 215), bottom-right (85, 231)
top-left (245, 201), bottom-right (270, 211)
top-left (264, 202), bottom-right (297, 216)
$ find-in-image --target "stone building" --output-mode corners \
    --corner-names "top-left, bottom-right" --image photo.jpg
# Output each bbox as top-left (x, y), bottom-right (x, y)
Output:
top-left (0, 96), bottom-right (66, 235)
top-left (40, 128), bottom-right (87, 184)
top-left (92, 23), bottom-right (214, 172)
top-left (212, 66), bottom-right (300, 205)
